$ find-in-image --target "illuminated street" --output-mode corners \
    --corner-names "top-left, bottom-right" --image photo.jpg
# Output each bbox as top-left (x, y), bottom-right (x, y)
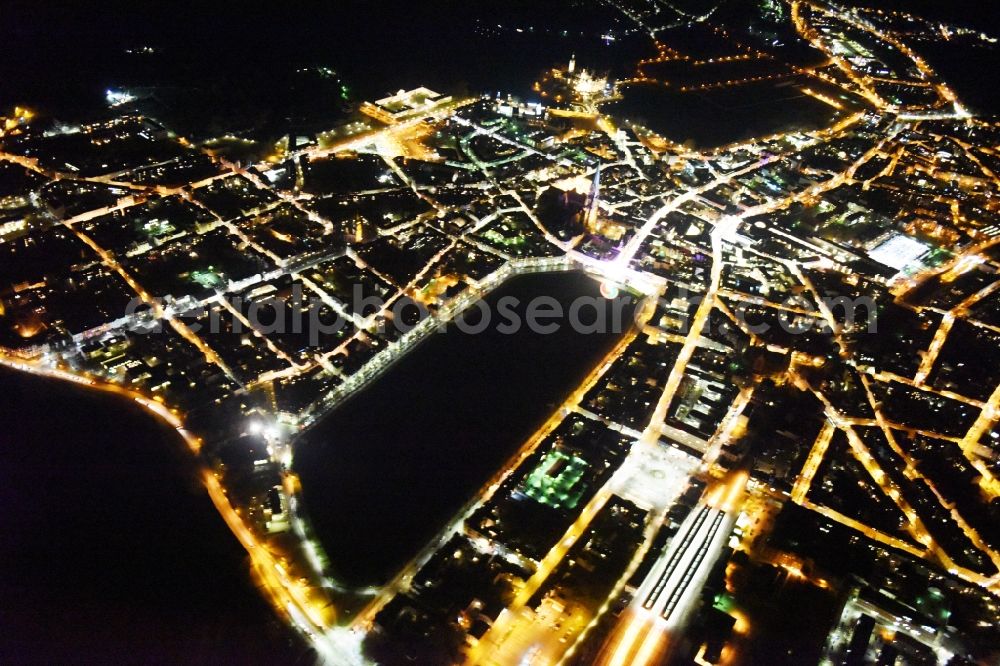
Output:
top-left (2, 0), bottom-right (1000, 663)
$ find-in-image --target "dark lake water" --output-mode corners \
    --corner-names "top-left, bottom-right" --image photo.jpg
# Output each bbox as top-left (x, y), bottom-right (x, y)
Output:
top-left (0, 368), bottom-right (305, 665)
top-left (605, 79), bottom-right (841, 149)
top-left (294, 271), bottom-right (637, 587)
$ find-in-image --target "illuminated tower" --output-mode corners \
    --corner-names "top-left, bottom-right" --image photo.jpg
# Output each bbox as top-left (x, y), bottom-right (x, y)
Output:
top-left (568, 54), bottom-right (577, 75)
top-left (585, 164), bottom-right (601, 231)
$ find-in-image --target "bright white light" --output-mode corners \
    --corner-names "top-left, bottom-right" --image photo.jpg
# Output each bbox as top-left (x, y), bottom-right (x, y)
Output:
top-left (868, 234), bottom-right (928, 270)
top-left (105, 89), bottom-right (137, 107)
top-left (714, 215), bottom-right (743, 244)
